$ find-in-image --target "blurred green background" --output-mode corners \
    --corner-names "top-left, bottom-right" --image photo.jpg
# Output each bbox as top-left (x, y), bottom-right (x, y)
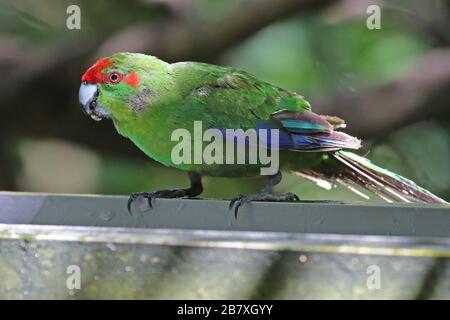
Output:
top-left (0, 0), bottom-right (449, 202)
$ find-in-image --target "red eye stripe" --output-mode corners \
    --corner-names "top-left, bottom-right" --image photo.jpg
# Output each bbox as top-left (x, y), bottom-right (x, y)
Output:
top-left (81, 58), bottom-right (113, 84)
top-left (81, 57), bottom-right (139, 87)
top-left (123, 72), bottom-right (140, 87)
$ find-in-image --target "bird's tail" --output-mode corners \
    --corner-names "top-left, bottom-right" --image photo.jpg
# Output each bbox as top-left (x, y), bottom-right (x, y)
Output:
top-left (296, 151), bottom-right (448, 204)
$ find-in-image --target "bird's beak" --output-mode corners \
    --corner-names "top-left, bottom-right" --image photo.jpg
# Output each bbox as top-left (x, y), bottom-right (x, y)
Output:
top-left (79, 82), bottom-right (109, 121)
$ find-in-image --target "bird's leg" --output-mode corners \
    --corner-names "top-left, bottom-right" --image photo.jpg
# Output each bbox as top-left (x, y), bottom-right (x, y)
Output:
top-left (127, 172), bottom-right (203, 213)
top-left (229, 171), bottom-right (299, 218)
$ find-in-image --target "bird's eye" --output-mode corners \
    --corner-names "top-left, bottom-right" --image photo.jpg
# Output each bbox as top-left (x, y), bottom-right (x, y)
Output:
top-left (108, 72), bottom-right (121, 83)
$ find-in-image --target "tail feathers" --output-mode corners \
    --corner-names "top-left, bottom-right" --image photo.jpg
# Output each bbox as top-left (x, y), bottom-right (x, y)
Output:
top-left (296, 151), bottom-right (448, 204)
top-left (334, 151), bottom-right (447, 204)
top-left (287, 131), bottom-right (361, 152)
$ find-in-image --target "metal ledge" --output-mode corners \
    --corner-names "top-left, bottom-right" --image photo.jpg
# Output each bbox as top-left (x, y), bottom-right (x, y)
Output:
top-left (1, 223), bottom-right (450, 258)
top-left (0, 192), bottom-right (449, 299)
top-left (0, 192), bottom-right (449, 237)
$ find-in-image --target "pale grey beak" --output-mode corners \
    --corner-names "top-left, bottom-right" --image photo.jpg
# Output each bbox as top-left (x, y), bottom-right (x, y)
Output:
top-left (79, 82), bottom-right (110, 121)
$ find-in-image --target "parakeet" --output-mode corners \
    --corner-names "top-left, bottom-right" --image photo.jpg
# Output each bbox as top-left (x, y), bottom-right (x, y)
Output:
top-left (79, 52), bottom-right (447, 215)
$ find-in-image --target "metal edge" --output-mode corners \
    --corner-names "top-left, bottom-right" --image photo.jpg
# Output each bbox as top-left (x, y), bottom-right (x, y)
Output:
top-left (1, 223), bottom-right (450, 258)
top-left (1, 191), bottom-right (449, 209)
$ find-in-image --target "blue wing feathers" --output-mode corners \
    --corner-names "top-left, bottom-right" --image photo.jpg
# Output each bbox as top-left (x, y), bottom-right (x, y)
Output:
top-left (279, 119), bottom-right (330, 134)
top-left (256, 117), bottom-right (361, 151)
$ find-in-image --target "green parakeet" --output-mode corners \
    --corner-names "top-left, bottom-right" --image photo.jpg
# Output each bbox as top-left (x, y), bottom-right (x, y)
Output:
top-left (79, 52), bottom-right (447, 215)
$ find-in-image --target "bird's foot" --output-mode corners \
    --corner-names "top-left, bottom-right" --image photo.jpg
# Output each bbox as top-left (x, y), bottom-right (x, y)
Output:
top-left (127, 172), bottom-right (203, 214)
top-left (127, 188), bottom-right (191, 214)
top-left (229, 191), bottom-right (299, 218)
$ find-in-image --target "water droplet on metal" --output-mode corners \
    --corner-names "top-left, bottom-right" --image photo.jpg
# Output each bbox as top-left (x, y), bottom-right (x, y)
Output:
top-left (125, 265), bottom-right (134, 272)
top-left (129, 198), bottom-right (150, 216)
top-left (175, 203), bottom-right (185, 213)
top-left (106, 243), bottom-right (116, 251)
top-left (314, 219), bottom-right (324, 226)
top-left (139, 202), bottom-right (151, 212)
top-left (99, 210), bottom-right (115, 221)
top-left (151, 256), bottom-right (160, 264)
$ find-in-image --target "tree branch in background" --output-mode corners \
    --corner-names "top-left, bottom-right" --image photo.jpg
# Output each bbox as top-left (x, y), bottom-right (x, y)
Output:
top-left (96, 0), bottom-right (335, 61)
top-left (324, 0), bottom-right (450, 46)
top-left (0, 0), bottom-right (336, 189)
top-left (0, 0), bottom-right (335, 101)
top-left (313, 48), bottom-right (450, 138)
top-left (1, 0), bottom-right (449, 190)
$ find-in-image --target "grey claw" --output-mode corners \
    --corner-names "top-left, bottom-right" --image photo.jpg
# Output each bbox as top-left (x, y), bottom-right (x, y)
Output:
top-left (229, 194), bottom-right (242, 210)
top-left (234, 202), bottom-right (241, 219)
top-left (147, 195), bottom-right (154, 209)
top-left (127, 198), bottom-right (133, 215)
top-left (127, 192), bottom-right (156, 214)
top-left (229, 195), bottom-right (247, 218)
top-left (286, 192), bottom-right (300, 201)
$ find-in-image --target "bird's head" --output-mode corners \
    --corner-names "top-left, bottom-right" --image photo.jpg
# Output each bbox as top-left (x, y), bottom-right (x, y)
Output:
top-left (79, 52), bottom-right (168, 121)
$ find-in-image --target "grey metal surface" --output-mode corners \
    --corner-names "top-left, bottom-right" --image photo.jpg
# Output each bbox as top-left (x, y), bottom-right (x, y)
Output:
top-left (0, 192), bottom-right (449, 237)
top-left (0, 224), bottom-right (449, 299)
top-left (0, 192), bottom-right (449, 299)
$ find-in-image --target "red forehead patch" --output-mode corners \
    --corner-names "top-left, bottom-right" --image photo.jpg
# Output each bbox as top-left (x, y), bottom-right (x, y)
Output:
top-left (81, 58), bottom-right (113, 83)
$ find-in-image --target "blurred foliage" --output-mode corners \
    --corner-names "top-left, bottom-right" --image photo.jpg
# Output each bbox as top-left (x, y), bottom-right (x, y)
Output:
top-left (0, 0), bottom-right (167, 44)
top-left (0, 0), bottom-right (449, 201)
top-left (225, 18), bottom-right (428, 95)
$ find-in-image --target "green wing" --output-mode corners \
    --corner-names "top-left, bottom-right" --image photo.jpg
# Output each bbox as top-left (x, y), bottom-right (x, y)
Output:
top-left (172, 62), bottom-right (311, 129)
top-left (167, 62), bottom-right (361, 155)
